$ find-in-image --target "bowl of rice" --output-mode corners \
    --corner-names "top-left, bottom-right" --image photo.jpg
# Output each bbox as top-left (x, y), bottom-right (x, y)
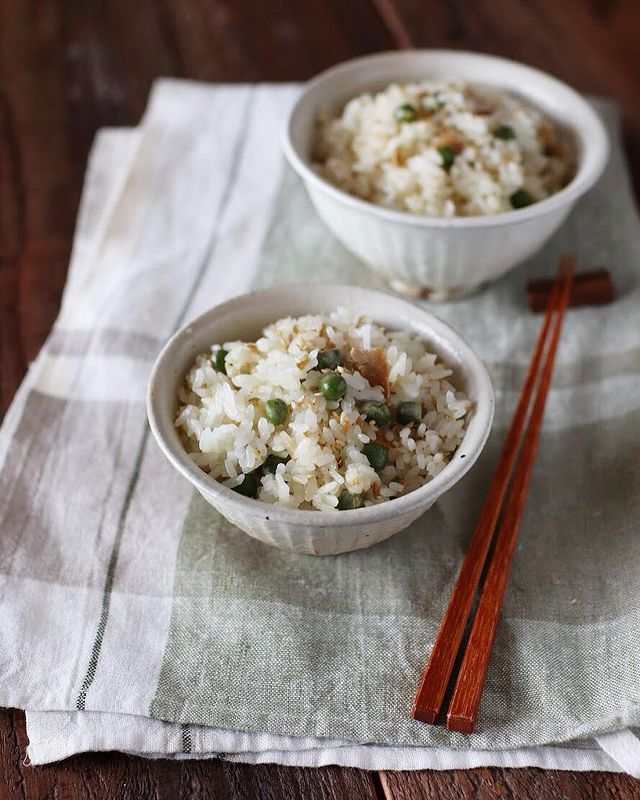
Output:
top-left (147, 284), bottom-right (494, 555)
top-left (283, 50), bottom-right (608, 300)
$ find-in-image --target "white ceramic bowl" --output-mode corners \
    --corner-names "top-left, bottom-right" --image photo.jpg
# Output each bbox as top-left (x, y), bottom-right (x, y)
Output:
top-left (283, 50), bottom-right (609, 300)
top-left (147, 285), bottom-right (494, 556)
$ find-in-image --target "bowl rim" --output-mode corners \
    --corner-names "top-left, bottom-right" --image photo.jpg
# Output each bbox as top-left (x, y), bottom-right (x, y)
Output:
top-left (146, 284), bottom-right (495, 529)
top-left (282, 49), bottom-right (610, 230)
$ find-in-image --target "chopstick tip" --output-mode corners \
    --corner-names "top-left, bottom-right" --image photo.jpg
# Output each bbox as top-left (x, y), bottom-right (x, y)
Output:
top-left (560, 252), bottom-right (577, 277)
top-left (411, 702), bottom-right (438, 724)
top-left (446, 711), bottom-right (476, 734)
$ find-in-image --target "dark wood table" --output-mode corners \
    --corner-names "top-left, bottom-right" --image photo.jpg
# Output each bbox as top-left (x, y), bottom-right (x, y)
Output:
top-left (2, 1), bottom-right (640, 797)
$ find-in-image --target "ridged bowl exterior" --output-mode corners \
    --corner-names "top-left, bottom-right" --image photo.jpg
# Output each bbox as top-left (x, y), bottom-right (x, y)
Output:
top-left (198, 487), bottom-right (431, 555)
top-left (147, 284), bottom-right (495, 556)
top-left (307, 186), bottom-right (573, 298)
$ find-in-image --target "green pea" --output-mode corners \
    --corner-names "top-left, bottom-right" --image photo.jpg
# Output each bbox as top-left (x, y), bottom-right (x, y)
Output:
top-left (214, 348), bottom-right (228, 374)
top-left (263, 454), bottom-right (289, 473)
top-left (395, 401), bottom-right (422, 426)
top-left (362, 442), bottom-right (388, 471)
top-left (361, 401), bottom-right (391, 427)
top-left (232, 471), bottom-right (259, 498)
top-left (264, 398), bottom-right (288, 425)
top-left (510, 188), bottom-right (535, 209)
top-left (316, 348), bottom-right (343, 370)
top-left (319, 372), bottom-right (347, 401)
top-left (337, 490), bottom-right (365, 510)
top-left (493, 125), bottom-right (515, 140)
top-left (394, 102), bottom-right (417, 123)
top-left (438, 146), bottom-right (456, 172)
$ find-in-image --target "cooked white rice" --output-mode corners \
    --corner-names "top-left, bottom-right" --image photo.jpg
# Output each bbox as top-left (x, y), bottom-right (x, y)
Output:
top-left (314, 81), bottom-right (574, 217)
top-left (175, 310), bottom-right (471, 511)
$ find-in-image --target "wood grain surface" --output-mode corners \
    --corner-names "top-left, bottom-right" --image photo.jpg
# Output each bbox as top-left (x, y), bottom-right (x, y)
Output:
top-left (1, 0), bottom-right (639, 797)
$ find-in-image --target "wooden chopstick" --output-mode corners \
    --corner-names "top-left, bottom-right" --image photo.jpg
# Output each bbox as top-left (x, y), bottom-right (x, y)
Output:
top-left (446, 258), bottom-right (575, 733)
top-left (527, 268), bottom-right (613, 312)
top-left (412, 256), bottom-right (572, 725)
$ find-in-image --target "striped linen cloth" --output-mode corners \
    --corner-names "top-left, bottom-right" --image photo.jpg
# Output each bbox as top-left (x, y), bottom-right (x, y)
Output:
top-left (1, 80), bottom-right (640, 773)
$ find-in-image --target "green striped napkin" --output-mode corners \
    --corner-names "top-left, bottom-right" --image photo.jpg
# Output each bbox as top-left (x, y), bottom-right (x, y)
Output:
top-left (1, 80), bottom-right (639, 769)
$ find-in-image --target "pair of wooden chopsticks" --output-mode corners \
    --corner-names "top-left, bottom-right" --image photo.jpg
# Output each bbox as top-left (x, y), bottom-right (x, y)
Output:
top-left (412, 254), bottom-right (576, 734)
